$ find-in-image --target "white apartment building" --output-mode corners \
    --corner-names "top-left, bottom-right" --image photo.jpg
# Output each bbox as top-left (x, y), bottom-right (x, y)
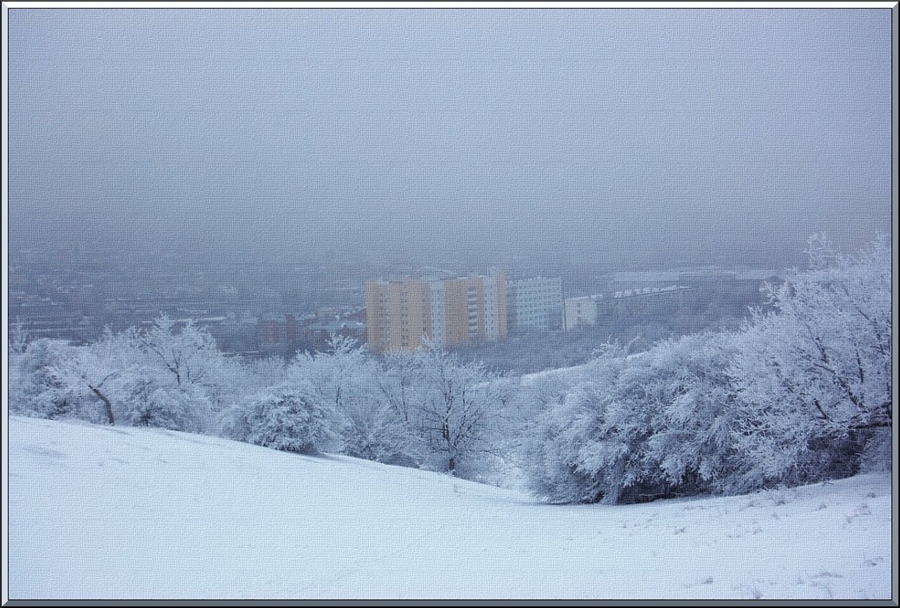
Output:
top-left (507, 276), bottom-right (564, 333)
top-left (563, 294), bottom-right (603, 331)
top-left (481, 274), bottom-right (503, 341)
top-left (564, 285), bottom-right (694, 331)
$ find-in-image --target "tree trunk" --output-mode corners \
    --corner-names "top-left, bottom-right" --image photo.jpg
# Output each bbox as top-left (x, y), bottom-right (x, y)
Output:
top-left (90, 386), bottom-right (115, 425)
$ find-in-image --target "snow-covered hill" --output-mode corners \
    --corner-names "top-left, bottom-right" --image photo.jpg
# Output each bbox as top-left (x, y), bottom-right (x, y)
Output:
top-left (6, 416), bottom-right (894, 600)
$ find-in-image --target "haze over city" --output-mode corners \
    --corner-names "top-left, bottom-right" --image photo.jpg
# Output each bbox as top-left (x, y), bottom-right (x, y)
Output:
top-left (7, 8), bottom-right (892, 272)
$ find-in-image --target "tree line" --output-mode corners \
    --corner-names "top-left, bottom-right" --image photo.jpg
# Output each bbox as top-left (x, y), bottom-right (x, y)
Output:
top-left (8, 235), bottom-right (892, 502)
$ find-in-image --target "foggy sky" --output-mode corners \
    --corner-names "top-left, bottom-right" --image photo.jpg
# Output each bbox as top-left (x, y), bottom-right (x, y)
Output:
top-left (7, 8), bottom-right (893, 271)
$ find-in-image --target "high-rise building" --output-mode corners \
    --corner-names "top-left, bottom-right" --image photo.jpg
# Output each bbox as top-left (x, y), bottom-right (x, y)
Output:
top-left (365, 278), bottom-right (432, 354)
top-left (507, 276), bottom-right (563, 333)
top-left (366, 273), bottom-right (507, 353)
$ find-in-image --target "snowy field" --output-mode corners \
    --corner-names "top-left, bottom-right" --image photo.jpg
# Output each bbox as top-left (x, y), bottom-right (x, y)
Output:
top-left (6, 415), bottom-right (894, 600)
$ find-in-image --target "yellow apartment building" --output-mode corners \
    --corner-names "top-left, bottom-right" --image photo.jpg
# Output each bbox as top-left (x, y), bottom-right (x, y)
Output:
top-left (366, 273), bottom-right (507, 353)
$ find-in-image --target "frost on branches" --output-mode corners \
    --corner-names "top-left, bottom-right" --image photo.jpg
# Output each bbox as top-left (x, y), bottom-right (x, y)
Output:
top-left (521, 235), bottom-right (891, 504)
top-left (728, 234), bottom-right (892, 489)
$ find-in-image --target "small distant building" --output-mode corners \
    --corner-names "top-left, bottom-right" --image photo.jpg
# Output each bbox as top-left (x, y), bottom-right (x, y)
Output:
top-left (255, 309), bottom-right (365, 354)
top-left (257, 313), bottom-right (306, 352)
top-left (564, 294), bottom-right (603, 331)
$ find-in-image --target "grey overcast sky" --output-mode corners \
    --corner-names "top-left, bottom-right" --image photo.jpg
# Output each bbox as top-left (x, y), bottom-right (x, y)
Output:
top-left (6, 7), bottom-right (894, 270)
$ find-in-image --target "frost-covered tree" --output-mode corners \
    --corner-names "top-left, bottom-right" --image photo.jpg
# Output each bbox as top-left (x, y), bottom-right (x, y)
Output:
top-left (287, 335), bottom-right (418, 465)
top-left (287, 334), bottom-right (369, 415)
top-left (140, 316), bottom-right (224, 388)
top-left (521, 235), bottom-right (891, 504)
top-left (24, 328), bottom-right (144, 425)
top-left (207, 354), bottom-right (288, 430)
top-left (43, 325), bottom-right (217, 431)
top-left (521, 339), bottom-right (710, 505)
top-left (556, 350), bottom-right (679, 505)
top-left (372, 351), bottom-right (430, 466)
top-left (244, 355), bottom-right (288, 392)
top-left (8, 338), bottom-right (83, 420)
top-left (407, 345), bottom-right (509, 475)
top-left (9, 317), bottom-right (28, 356)
top-left (376, 351), bottom-right (423, 429)
top-left (136, 315), bottom-right (235, 431)
top-left (728, 234), bottom-right (892, 487)
top-left (12, 319), bottom-right (231, 432)
top-left (489, 368), bottom-right (581, 490)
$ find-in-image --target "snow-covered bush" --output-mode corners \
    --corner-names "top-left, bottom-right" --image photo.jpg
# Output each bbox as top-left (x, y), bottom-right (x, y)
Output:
top-left (520, 353), bottom-right (627, 504)
top-left (119, 375), bottom-right (208, 433)
top-left (8, 338), bottom-right (86, 420)
top-left (286, 335), bottom-right (419, 465)
top-left (220, 381), bottom-right (341, 455)
top-left (639, 331), bottom-right (745, 497)
top-left (522, 235), bottom-right (891, 504)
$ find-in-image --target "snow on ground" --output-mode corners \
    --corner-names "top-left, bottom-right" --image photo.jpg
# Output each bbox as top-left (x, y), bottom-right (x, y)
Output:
top-left (519, 359), bottom-right (598, 387)
top-left (518, 350), bottom-right (646, 388)
top-left (6, 415), bottom-right (894, 600)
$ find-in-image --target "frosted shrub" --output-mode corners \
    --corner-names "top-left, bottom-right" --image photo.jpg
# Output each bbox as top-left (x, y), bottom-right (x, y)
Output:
top-left (222, 382), bottom-right (341, 455)
top-left (120, 377), bottom-right (208, 433)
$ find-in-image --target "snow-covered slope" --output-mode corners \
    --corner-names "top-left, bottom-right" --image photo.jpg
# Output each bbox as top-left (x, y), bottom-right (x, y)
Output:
top-left (6, 416), bottom-right (894, 600)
